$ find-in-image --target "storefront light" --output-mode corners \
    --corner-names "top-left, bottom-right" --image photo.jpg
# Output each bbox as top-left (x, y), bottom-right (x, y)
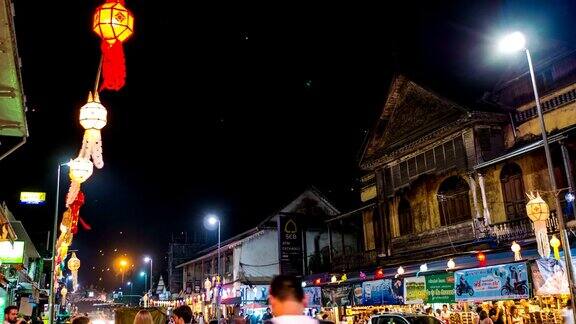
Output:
top-left (511, 241), bottom-right (522, 261)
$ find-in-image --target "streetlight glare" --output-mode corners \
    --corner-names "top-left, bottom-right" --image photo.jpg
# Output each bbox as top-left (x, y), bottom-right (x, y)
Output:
top-left (127, 281), bottom-right (132, 286)
top-left (207, 215), bottom-right (218, 225)
top-left (140, 271), bottom-right (146, 277)
top-left (499, 31), bottom-right (526, 53)
top-left (143, 256), bottom-right (151, 263)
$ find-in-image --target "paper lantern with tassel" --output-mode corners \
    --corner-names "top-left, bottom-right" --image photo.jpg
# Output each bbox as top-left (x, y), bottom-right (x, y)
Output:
top-left (526, 192), bottom-right (551, 258)
top-left (550, 235), bottom-right (561, 260)
top-left (79, 92), bottom-right (106, 169)
top-left (93, 0), bottom-right (134, 91)
top-left (68, 252), bottom-right (81, 292)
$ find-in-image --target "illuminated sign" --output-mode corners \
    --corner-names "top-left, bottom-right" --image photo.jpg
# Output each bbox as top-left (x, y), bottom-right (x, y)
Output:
top-left (20, 192), bottom-right (46, 205)
top-left (0, 241), bottom-right (25, 264)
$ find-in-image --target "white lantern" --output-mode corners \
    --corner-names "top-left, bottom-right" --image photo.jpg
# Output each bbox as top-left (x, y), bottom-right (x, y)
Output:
top-left (68, 157), bottom-right (94, 183)
top-left (511, 241), bottom-right (522, 261)
top-left (447, 259), bottom-right (456, 270)
top-left (80, 92), bottom-right (107, 130)
top-left (420, 263), bottom-right (428, 272)
top-left (526, 192), bottom-right (551, 258)
top-left (397, 266), bottom-right (405, 275)
top-left (331, 275), bottom-right (337, 283)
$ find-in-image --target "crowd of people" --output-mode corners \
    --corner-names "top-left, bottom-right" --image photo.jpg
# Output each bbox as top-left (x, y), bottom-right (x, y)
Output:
top-left (3, 275), bottom-right (575, 324)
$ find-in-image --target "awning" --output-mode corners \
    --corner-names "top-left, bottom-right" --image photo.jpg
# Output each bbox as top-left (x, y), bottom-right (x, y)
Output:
top-left (220, 297), bottom-right (241, 305)
top-left (0, 0), bottom-right (27, 137)
top-left (474, 126), bottom-right (576, 170)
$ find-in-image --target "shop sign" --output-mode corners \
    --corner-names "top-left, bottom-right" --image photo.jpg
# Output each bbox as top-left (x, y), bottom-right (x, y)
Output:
top-left (531, 258), bottom-right (569, 295)
top-left (19, 192), bottom-right (46, 205)
top-left (304, 287), bottom-right (321, 307)
top-left (0, 241), bottom-right (25, 264)
top-left (322, 284), bottom-right (353, 307)
top-left (361, 279), bottom-right (403, 305)
top-left (404, 276), bottom-right (427, 304)
top-left (426, 273), bottom-right (455, 303)
top-left (454, 262), bottom-right (529, 301)
top-left (277, 213), bottom-right (303, 275)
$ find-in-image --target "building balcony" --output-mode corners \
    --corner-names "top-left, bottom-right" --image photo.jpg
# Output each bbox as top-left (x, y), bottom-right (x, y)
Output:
top-left (488, 211), bottom-right (559, 242)
top-left (330, 249), bottom-right (378, 272)
top-left (390, 220), bottom-right (477, 254)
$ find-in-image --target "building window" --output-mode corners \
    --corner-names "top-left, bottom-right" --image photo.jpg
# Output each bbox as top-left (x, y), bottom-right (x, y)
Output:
top-left (398, 198), bottom-right (413, 236)
top-left (438, 176), bottom-right (472, 226)
top-left (500, 163), bottom-right (527, 220)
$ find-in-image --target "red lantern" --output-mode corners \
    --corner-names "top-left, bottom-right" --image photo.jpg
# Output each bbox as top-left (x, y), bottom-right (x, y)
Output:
top-left (93, 0), bottom-right (134, 91)
top-left (375, 268), bottom-right (384, 279)
top-left (477, 252), bottom-right (487, 266)
top-left (314, 278), bottom-right (321, 285)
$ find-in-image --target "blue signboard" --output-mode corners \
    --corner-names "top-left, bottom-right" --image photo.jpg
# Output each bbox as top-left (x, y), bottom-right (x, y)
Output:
top-left (454, 262), bottom-right (529, 301)
top-left (362, 279), bottom-right (403, 305)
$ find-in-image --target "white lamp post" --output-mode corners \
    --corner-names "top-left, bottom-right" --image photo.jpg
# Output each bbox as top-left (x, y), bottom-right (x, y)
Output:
top-left (144, 256), bottom-right (153, 294)
top-left (499, 31), bottom-right (576, 314)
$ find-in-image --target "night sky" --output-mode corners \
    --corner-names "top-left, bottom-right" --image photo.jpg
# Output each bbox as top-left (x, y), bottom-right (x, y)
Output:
top-left (1, 0), bottom-right (575, 292)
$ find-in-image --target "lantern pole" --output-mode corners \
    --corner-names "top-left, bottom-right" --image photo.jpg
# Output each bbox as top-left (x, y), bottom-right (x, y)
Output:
top-left (50, 162), bottom-right (68, 324)
top-left (93, 55), bottom-right (103, 95)
top-left (525, 48), bottom-right (576, 308)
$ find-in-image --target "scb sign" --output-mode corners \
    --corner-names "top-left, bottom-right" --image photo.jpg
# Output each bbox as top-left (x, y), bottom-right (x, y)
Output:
top-left (278, 213), bottom-right (303, 275)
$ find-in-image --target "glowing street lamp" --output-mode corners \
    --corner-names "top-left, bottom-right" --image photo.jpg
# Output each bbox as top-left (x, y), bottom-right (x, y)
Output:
top-left (204, 214), bottom-right (221, 320)
top-left (144, 256), bottom-right (153, 293)
top-left (140, 271), bottom-right (148, 292)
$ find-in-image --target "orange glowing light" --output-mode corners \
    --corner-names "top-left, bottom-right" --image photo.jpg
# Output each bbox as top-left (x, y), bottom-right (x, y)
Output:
top-left (93, 1), bottom-right (134, 45)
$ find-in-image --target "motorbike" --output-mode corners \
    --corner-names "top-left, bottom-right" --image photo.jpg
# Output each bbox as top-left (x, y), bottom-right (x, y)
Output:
top-left (500, 280), bottom-right (528, 295)
top-left (455, 282), bottom-right (474, 296)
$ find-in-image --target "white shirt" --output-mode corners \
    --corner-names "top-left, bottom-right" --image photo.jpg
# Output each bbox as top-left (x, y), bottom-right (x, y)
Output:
top-left (563, 309), bottom-right (575, 324)
top-left (271, 315), bottom-right (319, 324)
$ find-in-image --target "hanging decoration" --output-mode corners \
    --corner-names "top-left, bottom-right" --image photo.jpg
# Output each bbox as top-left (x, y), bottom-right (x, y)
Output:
top-left (67, 252), bottom-right (81, 291)
top-left (93, 0), bottom-right (134, 91)
top-left (60, 286), bottom-right (68, 305)
top-left (51, 0), bottom-right (134, 303)
top-left (447, 258), bottom-right (456, 270)
top-left (550, 235), bottom-right (561, 260)
top-left (511, 241), bottom-right (522, 261)
top-left (477, 252), bottom-right (486, 267)
top-left (526, 192), bottom-right (551, 258)
top-left (397, 266), bottom-right (405, 276)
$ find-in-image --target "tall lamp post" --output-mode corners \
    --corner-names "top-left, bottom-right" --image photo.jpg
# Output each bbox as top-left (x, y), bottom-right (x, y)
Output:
top-left (49, 161), bottom-right (70, 324)
top-left (140, 271), bottom-right (148, 293)
top-left (204, 214), bottom-right (221, 320)
top-left (144, 256), bottom-right (153, 293)
top-left (499, 31), bottom-right (576, 313)
top-left (127, 281), bottom-right (133, 306)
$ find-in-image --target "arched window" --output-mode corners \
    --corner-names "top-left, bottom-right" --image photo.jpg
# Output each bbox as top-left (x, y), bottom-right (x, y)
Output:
top-left (398, 197), bottom-right (413, 236)
top-left (438, 176), bottom-right (472, 226)
top-left (500, 163), bottom-right (527, 220)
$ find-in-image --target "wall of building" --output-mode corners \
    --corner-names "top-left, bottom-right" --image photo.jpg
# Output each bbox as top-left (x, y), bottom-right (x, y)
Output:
top-left (235, 229), bottom-right (279, 281)
top-left (480, 153), bottom-right (553, 224)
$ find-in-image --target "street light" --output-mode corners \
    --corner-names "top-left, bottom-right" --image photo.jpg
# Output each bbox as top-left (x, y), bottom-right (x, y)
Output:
top-left (144, 256), bottom-right (153, 294)
top-left (49, 161), bottom-right (71, 324)
top-left (499, 31), bottom-right (576, 314)
top-left (140, 271), bottom-right (148, 292)
top-left (127, 281), bottom-right (133, 306)
top-left (119, 258), bottom-right (128, 283)
top-left (204, 214), bottom-right (221, 321)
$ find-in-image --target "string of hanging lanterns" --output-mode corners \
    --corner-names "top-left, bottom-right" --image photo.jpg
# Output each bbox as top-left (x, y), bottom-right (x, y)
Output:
top-left (52, 0), bottom-right (134, 294)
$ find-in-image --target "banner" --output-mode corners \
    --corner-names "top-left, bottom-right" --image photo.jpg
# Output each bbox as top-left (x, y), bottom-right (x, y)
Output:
top-left (426, 273), bottom-right (455, 303)
top-left (531, 258), bottom-right (569, 295)
top-left (362, 279), bottom-right (403, 305)
top-left (322, 285), bottom-right (353, 307)
top-left (304, 287), bottom-right (321, 307)
top-left (404, 276), bottom-right (427, 304)
top-left (278, 214), bottom-right (303, 275)
top-left (454, 263), bottom-right (529, 301)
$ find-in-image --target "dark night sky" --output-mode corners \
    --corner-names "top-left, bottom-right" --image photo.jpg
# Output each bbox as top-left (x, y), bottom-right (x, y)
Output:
top-left (1, 0), bottom-right (575, 291)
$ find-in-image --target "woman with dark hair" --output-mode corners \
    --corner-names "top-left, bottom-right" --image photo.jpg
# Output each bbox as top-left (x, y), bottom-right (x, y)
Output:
top-left (479, 311), bottom-right (493, 324)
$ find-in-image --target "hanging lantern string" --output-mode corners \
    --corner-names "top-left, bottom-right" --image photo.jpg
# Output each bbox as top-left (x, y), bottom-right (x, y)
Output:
top-left (527, 187), bottom-right (571, 196)
top-left (93, 55), bottom-right (104, 95)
